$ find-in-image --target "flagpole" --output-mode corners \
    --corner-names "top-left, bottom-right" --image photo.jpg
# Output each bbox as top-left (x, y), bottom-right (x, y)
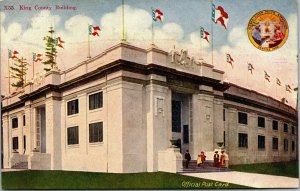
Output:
top-left (200, 27), bottom-right (202, 59)
top-left (211, 0), bottom-right (213, 65)
top-left (247, 64), bottom-right (249, 87)
top-left (121, 0), bottom-right (126, 41)
top-left (151, 7), bottom-right (154, 45)
top-left (7, 49), bottom-right (11, 94)
top-left (32, 53), bottom-right (35, 79)
top-left (88, 24), bottom-right (91, 58)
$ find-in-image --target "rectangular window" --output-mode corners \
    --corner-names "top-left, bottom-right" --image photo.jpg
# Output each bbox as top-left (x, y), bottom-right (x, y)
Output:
top-left (67, 126), bottom-right (79, 145)
top-left (223, 131), bottom-right (226, 147)
top-left (272, 137), bottom-right (278, 150)
top-left (89, 122), bottom-right (103, 143)
top-left (284, 123), bottom-right (288, 133)
top-left (12, 137), bottom-right (18, 150)
top-left (183, 125), bottom-right (189, 144)
top-left (258, 116), bottom-right (265, 128)
top-left (12, 117), bottom-right (18, 128)
top-left (172, 100), bottom-right (181, 132)
top-left (23, 115), bottom-right (26, 126)
top-left (89, 92), bottom-right (103, 110)
top-left (258, 135), bottom-right (265, 149)
top-left (238, 112), bottom-right (248, 125)
top-left (272, 120), bottom-right (278, 131)
top-left (292, 141), bottom-right (295, 152)
top-left (223, 109), bottom-right (225, 121)
top-left (238, 133), bottom-right (248, 148)
top-left (292, 126), bottom-right (295, 134)
top-left (284, 139), bottom-right (288, 151)
top-left (23, 136), bottom-right (26, 150)
top-left (67, 99), bottom-right (79, 115)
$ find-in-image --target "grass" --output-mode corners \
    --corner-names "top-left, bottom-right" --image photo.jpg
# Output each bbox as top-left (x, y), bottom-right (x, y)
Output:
top-left (230, 160), bottom-right (299, 178)
top-left (2, 170), bottom-right (249, 189)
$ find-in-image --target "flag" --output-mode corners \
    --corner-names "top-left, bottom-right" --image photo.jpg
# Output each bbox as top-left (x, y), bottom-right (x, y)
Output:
top-left (226, 53), bottom-right (234, 67)
top-left (248, 63), bottom-right (254, 74)
top-left (152, 8), bottom-right (164, 22)
top-left (281, 97), bottom-right (288, 103)
top-left (33, 53), bottom-right (43, 62)
top-left (286, 85), bottom-right (292, 93)
top-left (212, 3), bottom-right (229, 29)
top-left (89, 25), bottom-right (101, 36)
top-left (276, 78), bottom-right (281, 86)
top-left (56, 37), bottom-right (65, 48)
top-left (264, 71), bottom-right (270, 82)
top-left (9, 50), bottom-right (19, 59)
top-left (200, 27), bottom-right (210, 43)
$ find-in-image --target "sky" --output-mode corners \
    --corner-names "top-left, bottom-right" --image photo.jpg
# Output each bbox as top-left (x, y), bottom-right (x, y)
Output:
top-left (0, 0), bottom-right (298, 108)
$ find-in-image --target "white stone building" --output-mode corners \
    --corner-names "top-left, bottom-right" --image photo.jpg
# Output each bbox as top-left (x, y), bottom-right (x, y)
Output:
top-left (1, 42), bottom-right (298, 172)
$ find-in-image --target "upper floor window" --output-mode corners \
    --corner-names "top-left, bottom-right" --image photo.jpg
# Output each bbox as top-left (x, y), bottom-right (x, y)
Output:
top-left (89, 92), bottom-right (103, 110)
top-left (67, 126), bottom-right (79, 145)
top-left (238, 112), bottom-right (248, 125)
top-left (23, 115), bottom-right (26, 126)
top-left (292, 141), bottom-right (295, 152)
top-left (258, 116), bottom-right (265, 128)
top-left (284, 123), bottom-right (288, 133)
top-left (12, 117), bottom-right (18, 128)
top-left (67, 99), bottom-right (79, 115)
top-left (272, 120), bottom-right (278, 131)
top-left (12, 137), bottom-right (18, 150)
top-left (238, 133), bottom-right (248, 148)
top-left (258, 135), bottom-right (265, 149)
top-left (272, 137), bottom-right (278, 150)
top-left (223, 109), bottom-right (225, 121)
top-left (292, 126), bottom-right (295, 134)
top-left (284, 139), bottom-right (288, 151)
top-left (89, 122), bottom-right (103, 143)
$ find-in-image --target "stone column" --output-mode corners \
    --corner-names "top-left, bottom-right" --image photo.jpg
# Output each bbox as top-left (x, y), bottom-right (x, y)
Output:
top-left (45, 92), bottom-right (62, 170)
top-left (227, 108), bottom-right (238, 164)
top-left (213, 97), bottom-right (224, 149)
top-left (24, 101), bottom-right (32, 155)
top-left (2, 114), bottom-right (10, 168)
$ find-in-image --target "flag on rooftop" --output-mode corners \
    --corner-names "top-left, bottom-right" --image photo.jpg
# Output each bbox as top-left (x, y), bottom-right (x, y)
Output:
top-left (276, 78), bottom-right (281, 86)
top-left (286, 84), bottom-right (292, 93)
top-left (152, 8), bottom-right (164, 22)
top-left (89, 25), bottom-right (101, 36)
top-left (264, 71), bottom-right (270, 82)
top-left (56, 37), bottom-right (65, 48)
top-left (248, 63), bottom-right (254, 74)
top-left (226, 53), bottom-right (234, 67)
top-left (33, 53), bottom-right (43, 62)
top-left (9, 50), bottom-right (19, 59)
top-left (200, 27), bottom-right (210, 43)
top-left (212, 3), bottom-right (229, 29)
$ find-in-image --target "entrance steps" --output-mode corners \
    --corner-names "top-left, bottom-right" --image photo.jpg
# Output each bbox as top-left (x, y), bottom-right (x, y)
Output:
top-left (11, 162), bottom-right (28, 169)
top-left (178, 160), bottom-right (231, 173)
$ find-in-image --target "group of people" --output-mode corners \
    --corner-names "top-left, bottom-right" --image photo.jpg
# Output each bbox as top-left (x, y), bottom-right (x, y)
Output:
top-left (184, 150), bottom-right (207, 168)
top-left (213, 150), bottom-right (229, 168)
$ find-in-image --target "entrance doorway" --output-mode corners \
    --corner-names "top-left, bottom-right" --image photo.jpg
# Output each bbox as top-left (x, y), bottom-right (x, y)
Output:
top-left (36, 106), bottom-right (46, 153)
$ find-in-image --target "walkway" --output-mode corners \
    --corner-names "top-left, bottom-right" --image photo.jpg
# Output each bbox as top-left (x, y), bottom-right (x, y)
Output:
top-left (182, 171), bottom-right (299, 188)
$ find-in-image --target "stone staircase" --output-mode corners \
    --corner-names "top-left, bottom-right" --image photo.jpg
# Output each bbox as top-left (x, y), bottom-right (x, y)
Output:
top-left (178, 160), bottom-right (231, 173)
top-left (11, 162), bottom-right (28, 169)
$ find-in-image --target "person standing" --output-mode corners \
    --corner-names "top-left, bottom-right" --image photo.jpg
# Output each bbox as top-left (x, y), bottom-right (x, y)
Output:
top-left (200, 151), bottom-right (206, 163)
top-left (196, 154), bottom-right (202, 167)
top-left (184, 150), bottom-right (191, 168)
top-left (224, 151), bottom-right (229, 168)
top-left (213, 151), bottom-right (219, 167)
top-left (220, 151), bottom-right (226, 167)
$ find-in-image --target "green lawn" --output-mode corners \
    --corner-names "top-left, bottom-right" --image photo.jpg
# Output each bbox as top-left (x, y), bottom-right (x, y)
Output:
top-left (230, 160), bottom-right (299, 178)
top-left (2, 170), bottom-right (249, 189)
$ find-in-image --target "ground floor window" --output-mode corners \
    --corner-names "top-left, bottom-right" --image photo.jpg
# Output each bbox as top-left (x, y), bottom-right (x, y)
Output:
top-left (284, 139), bottom-right (288, 151)
top-left (67, 126), bottom-right (79, 145)
top-left (238, 133), bottom-right (248, 148)
top-left (292, 141), bottom-right (295, 152)
top-left (12, 137), bottom-right (18, 150)
top-left (272, 137), bottom-right (278, 150)
top-left (258, 135), bottom-right (265, 149)
top-left (89, 122), bottom-right (103, 143)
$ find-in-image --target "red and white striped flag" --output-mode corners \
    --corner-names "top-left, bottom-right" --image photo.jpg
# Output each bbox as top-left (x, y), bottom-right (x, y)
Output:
top-left (264, 71), bottom-right (270, 82)
top-left (56, 37), bottom-right (65, 48)
top-left (200, 27), bottom-right (210, 43)
top-left (248, 63), bottom-right (254, 74)
top-left (276, 78), bottom-right (281, 86)
top-left (286, 85), bottom-right (292, 93)
top-left (89, 25), bottom-right (101, 36)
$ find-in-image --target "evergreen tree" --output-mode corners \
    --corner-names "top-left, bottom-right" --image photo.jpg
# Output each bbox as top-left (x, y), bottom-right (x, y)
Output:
top-left (10, 57), bottom-right (29, 88)
top-left (43, 26), bottom-right (57, 72)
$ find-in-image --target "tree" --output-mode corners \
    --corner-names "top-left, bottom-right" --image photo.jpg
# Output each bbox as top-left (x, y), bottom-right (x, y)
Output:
top-left (43, 26), bottom-right (57, 72)
top-left (10, 57), bottom-right (29, 88)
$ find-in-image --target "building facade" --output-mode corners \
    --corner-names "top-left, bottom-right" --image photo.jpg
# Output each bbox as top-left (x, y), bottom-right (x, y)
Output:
top-left (1, 42), bottom-right (298, 172)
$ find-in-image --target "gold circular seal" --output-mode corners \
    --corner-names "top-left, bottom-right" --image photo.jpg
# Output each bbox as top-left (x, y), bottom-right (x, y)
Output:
top-left (247, 10), bottom-right (289, 51)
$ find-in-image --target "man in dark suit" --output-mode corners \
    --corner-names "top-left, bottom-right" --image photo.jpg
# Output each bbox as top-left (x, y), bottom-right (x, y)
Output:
top-left (184, 150), bottom-right (191, 168)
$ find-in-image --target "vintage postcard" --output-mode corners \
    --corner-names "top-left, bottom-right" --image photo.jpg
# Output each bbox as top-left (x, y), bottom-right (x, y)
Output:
top-left (0, 0), bottom-right (298, 189)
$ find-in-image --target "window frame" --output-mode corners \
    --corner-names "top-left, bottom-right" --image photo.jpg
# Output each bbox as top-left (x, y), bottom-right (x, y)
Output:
top-left (238, 112), bottom-right (248, 125)
top-left (272, 120), bottom-right (278, 131)
top-left (23, 114), bottom-right (26, 126)
top-left (67, 99), bottom-right (79, 116)
top-left (89, 122), bottom-right (103, 143)
top-left (258, 135), bottom-right (265, 149)
top-left (272, 137), bottom-right (278, 150)
top-left (172, 100), bottom-right (181, 133)
top-left (283, 123), bottom-right (288, 133)
top-left (284, 139), bottom-right (288, 152)
top-left (89, 92), bottom-right (103, 110)
top-left (67, 126), bottom-right (79, 145)
top-left (238, 133), bottom-right (248, 148)
top-left (12, 137), bottom-right (19, 150)
top-left (257, 116), bottom-right (265, 128)
top-left (12, 117), bottom-right (18, 129)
